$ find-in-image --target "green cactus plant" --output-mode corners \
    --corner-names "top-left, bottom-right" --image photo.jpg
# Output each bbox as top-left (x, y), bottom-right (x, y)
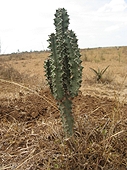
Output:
top-left (44, 8), bottom-right (83, 136)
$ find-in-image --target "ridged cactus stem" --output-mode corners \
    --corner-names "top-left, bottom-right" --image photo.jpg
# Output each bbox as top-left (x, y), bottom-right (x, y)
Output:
top-left (44, 8), bottom-right (83, 136)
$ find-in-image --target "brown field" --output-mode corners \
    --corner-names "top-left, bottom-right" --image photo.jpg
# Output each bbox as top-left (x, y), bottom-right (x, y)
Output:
top-left (0, 46), bottom-right (127, 170)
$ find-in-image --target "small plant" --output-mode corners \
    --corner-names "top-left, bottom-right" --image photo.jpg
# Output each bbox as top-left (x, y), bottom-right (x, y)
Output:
top-left (44, 8), bottom-right (83, 136)
top-left (90, 65), bottom-right (109, 82)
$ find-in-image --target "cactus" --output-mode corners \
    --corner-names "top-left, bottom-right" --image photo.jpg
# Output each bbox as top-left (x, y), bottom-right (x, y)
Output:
top-left (44, 8), bottom-right (83, 136)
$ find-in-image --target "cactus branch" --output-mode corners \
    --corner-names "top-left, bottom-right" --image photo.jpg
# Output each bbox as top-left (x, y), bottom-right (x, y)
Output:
top-left (44, 8), bottom-right (83, 136)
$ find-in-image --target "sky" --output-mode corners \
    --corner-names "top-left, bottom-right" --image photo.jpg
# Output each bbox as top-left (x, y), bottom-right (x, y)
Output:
top-left (0, 0), bottom-right (127, 54)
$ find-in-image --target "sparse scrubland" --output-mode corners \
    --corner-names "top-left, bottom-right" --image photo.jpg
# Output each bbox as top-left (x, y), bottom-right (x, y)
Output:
top-left (0, 46), bottom-right (127, 170)
top-left (0, 8), bottom-right (127, 170)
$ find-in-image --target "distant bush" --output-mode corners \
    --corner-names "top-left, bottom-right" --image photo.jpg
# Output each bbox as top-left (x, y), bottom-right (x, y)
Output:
top-left (0, 64), bottom-right (22, 82)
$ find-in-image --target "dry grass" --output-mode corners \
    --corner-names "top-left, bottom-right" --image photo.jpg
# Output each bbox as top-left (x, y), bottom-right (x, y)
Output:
top-left (0, 47), bottom-right (127, 169)
top-left (0, 63), bottom-right (46, 91)
top-left (0, 93), bottom-right (127, 169)
top-left (0, 64), bottom-right (23, 83)
top-left (81, 46), bottom-right (127, 63)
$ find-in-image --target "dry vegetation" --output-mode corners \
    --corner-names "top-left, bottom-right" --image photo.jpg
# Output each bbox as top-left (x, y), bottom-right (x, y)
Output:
top-left (0, 46), bottom-right (127, 170)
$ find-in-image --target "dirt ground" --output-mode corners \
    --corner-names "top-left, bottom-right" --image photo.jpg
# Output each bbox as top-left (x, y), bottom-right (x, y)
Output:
top-left (0, 47), bottom-right (127, 169)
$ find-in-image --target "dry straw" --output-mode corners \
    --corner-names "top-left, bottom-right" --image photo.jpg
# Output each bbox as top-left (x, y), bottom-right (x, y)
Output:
top-left (0, 78), bottom-right (126, 169)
